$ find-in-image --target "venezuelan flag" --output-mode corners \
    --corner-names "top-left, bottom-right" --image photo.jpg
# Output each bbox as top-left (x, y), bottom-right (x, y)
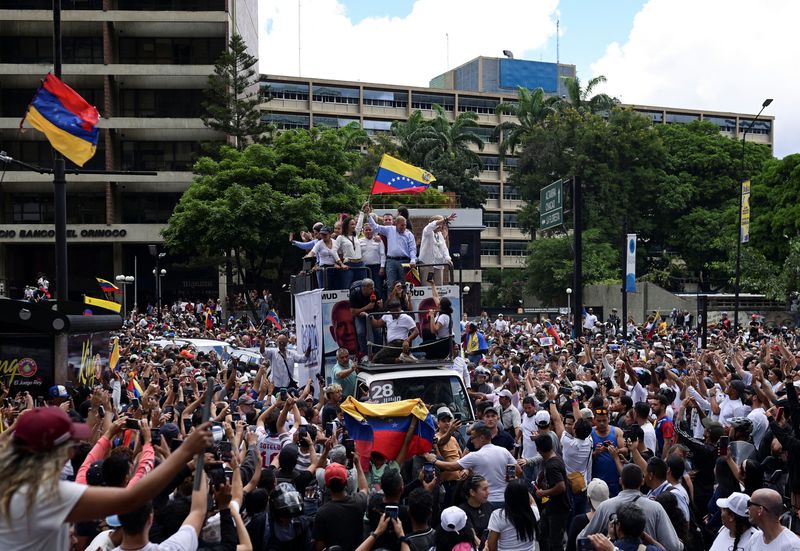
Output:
top-left (266, 310), bottom-right (283, 330)
top-left (371, 154), bottom-right (436, 195)
top-left (204, 308), bottom-right (214, 330)
top-left (84, 295), bottom-right (121, 313)
top-left (341, 397), bottom-right (436, 471)
top-left (127, 376), bottom-right (143, 399)
top-left (22, 73), bottom-right (99, 167)
top-left (96, 277), bottom-right (121, 294)
top-left (545, 320), bottom-right (562, 347)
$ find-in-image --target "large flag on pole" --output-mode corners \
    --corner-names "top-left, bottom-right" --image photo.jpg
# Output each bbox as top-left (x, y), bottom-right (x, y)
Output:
top-left (340, 397), bottom-right (436, 471)
top-left (371, 154), bottom-right (435, 195)
top-left (21, 73), bottom-right (100, 167)
top-left (625, 234), bottom-right (637, 293)
top-left (96, 277), bottom-right (121, 294)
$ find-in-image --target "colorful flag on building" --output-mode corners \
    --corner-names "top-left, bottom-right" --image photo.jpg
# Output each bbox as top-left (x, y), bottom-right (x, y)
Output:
top-left (96, 277), bottom-right (121, 294)
top-left (340, 397), bottom-right (436, 471)
top-left (371, 154), bottom-right (435, 195)
top-left (265, 310), bottom-right (283, 330)
top-left (22, 73), bottom-right (100, 166)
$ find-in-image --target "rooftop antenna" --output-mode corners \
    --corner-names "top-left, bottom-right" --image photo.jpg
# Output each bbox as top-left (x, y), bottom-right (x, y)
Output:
top-left (556, 18), bottom-right (560, 65)
top-left (446, 32), bottom-right (449, 70)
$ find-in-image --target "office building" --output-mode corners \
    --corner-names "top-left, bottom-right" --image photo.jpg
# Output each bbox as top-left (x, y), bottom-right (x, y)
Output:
top-left (0, 0), bottom-right (258, 305)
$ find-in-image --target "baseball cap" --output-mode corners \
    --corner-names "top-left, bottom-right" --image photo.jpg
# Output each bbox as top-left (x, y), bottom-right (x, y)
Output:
top-left (324, 463), bottom-right (349, 486)
top-left (440, 506), bottom-right (468, 533)
top-left (160, 423), bottom-right (180, 440)
top-left (702, 417), bottom-right (725, 439)
top-left (105, 515), bottom-right (122, 528)
top-left (48, 385), bottom-right (69, 399)
top-left (716, 491), bottom-right (749, 517)
top-left (437, 406), bottom-right (454, 420)
top-left (238, 396), bottom-right (255, 405)
top-left (497, 313), bottom-right (504, 318)
top-left (13, 406), bottom-right (91, 452)
top-left (483, 405), bottom-right (499, 416)
top-left (587, 478), bottom-right (610, 510)
top-left (498, 389), bottom-right (513, 399)
top-left (580, 407), bottom-right (595, 420)
top-left (319, 225), bottom-right (332, 234)
top-left (534, 410), bottom-right (551, 426)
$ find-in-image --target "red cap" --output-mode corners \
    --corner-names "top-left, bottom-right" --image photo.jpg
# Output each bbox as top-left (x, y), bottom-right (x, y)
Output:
top-left (324, 463), bottom-right (349, 486)
top-left (14, 406), bottom-right (91, 453)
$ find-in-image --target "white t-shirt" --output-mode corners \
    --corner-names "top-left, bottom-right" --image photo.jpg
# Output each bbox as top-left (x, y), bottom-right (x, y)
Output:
top-left (434, 313), bottom-right (452, 338)
top-left (520, 413), bottom-right (538, 459)
top-left (382, 313), bottom-right (417, 342)
top-left (748, 407), bottom-right (769, 449)
top-left (85, 529), bottom-right (117, 551)
top-left (628, 381), bottom-right (648, 405)
top-left (709, 526), bottom-right (759, 551)
top-left (458, 444), bottom-right (516, 502)
top-left (719, 397), bottom-right (744, 427)
top-left (112, 525), bottom-right (198, 551)
top-left (748, 526), bottom-right (800, 551)
top-left (494, 319), bottom-right (509, 332)
top-left (0, 479), bottom-right (87, 551)
top-left (487, 507), bottom-right (538, 551)
top-left (256, 426), bottom-right (291, 467)
top-left (561, 431), bottom-right (593, 482)
top-left (640, 421), bottom-right (657, 455)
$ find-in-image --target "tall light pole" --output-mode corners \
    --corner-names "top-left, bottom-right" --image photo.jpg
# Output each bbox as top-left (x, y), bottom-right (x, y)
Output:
top-left (566, 287), bottom-right (572, 320)
top-left (734, 98), bottom-right (773, 330)
top-left (115, 275), bottom-right (135, 316)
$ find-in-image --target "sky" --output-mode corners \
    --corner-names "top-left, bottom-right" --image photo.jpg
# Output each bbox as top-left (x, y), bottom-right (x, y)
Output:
top-left (258, 0), bottom-right (798, 157)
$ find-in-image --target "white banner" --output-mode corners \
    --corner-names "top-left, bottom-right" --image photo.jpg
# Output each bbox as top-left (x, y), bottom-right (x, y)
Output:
top-left (295, 289), bottom-right (323, 391)
top-left (625, 233), bottom-right (636, 293)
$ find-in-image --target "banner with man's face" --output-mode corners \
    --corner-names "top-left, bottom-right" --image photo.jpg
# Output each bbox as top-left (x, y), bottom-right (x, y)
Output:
top-left (295, 289), bottom-right (323, 394)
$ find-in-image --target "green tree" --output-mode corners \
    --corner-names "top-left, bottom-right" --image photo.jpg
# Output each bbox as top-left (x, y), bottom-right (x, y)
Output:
top-left (482, 268), bottom-right (526, 308)
top-left (162, 128), bottom-right (369, 309)
top-left (202, 34), bottom-right (269, 149)
top-left (524, 229), bottom-right (618, 306)
top-left (494, 86), bottom-right (557, 158)
top-left (749, 154), bottom-right (800, 263)
top-left (559, 75), bottom-right (618, 114)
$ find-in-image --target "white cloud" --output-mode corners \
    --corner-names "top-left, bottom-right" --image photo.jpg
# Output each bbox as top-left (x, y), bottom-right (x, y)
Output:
top-left (258, 0), bottom-right (559, 87)
top-left (590, 0), bottom-right (800, 157)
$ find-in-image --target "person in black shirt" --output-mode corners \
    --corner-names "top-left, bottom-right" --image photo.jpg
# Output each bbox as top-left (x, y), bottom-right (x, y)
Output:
top-left (466, 406), bottom-right (515, 452)
top-left (535, 433), bottom-right (571, 551)
top-left (457, 475), bottom-right (492, 540)
top-left (313, 458), bottom-right (369, 551)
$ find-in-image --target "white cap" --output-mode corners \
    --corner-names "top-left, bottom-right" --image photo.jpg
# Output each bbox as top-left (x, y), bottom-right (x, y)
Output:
top-left (440, 506), bottom-right (467, 533)
top-left (497, 313), bottom-right (504, 317)
top-left (534, 410), bottom-right (551, 426)
top-left (716, 492), bottom-right (749, 517)
top-left (587, 478), bottom-right (610, 510)
top-left (498, 389), bottom-right (513, 399)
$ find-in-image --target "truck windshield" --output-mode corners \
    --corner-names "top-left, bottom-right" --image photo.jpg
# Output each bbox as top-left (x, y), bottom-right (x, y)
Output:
top-left (368, 375), bottom-right (472, 421)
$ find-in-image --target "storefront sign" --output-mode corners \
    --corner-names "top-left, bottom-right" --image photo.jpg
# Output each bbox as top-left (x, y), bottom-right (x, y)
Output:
top-left (0, 224), bottom-right (166, 243)
top-left (0, 334), bottom-right (55, 396)
top-left (0, 228), bottom-right (128, 239)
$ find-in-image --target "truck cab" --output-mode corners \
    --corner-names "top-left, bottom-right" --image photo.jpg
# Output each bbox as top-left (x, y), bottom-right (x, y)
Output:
top-left (356, 362), bottom-right (475, 422)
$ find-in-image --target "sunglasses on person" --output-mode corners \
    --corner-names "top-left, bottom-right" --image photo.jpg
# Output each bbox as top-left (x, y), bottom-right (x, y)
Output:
top-left (747, 499), bottom-right (773, 514)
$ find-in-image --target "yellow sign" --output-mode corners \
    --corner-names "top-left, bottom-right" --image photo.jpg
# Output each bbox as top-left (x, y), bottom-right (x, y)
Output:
top-left (740, 179), bottom-right (750, 244)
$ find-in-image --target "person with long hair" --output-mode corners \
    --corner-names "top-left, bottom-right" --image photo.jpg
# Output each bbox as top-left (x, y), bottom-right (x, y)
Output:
top-left (423, 280), bottom-right (454, 359)
top-left (486, 479), bottom-right (538, 551)
top-left (457, 475), bottom-right (492, 542)
top-left (0, 407), bottom-right (212, 550)
top-left (335, 215), bottom-right (364, 290)
top-left (705, 456), bottom-right (741, 532)
top-left (709, 492), bottom-right (759, 551)
top-left (310, 225), bottom-right (341, 289)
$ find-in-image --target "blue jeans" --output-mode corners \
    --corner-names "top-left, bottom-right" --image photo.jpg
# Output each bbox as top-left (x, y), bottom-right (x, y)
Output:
top-left (365, 264), bottom-right (385, 299)
top-left (354, 313), bottom-right (368, 358)
top-left (341, 261), bottom-right (365, 290)
top-left (385, 258), bottom-right (408, 291)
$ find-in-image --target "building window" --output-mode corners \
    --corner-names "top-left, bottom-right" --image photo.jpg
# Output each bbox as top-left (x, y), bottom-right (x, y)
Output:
top-left (702, 115), bottom-right (736, 133)
top-left (262, 113), bottom-right (310, 129)
top-left (363, 89), bottom-right (408, 108)
top-left (116, 0), bottom-right (224, 9)
top-left (363, 119), bottom-right (393, 134)
top-left (481, 240), bottom-right (500, 256)
top-left (0, 37), bottom-right (102, 64)
top-left (458, 96), bottom-right (499, 114)
top-left (411, 92), bottom-right (455, 111)
top-left (121, 141), bottom-right (202, 171)
top-left (665, 112), bottom-right (700, 124)
top-left (263, 81), bottom-right (309, 101)
top-left (636, 110), bottom-right (664, 123)
top-left (121, 193), bottom-right (181, 223)
top-left (503, 241), bottom-right (528, 256)
top-left (313, 116), bottom-right (359, 128)
top-left (502, 185), bottom-right (521, 200)
top-left (472, 127), bottom-right (497, 144)
top-left (0, 140), bottom-right (105, 172)
top-left (503, 213), bottom-right (519, 228)
top-left (7, 194), bottom-right (103, 224)
top-left (739, 119), bottom-right (772, 135)
top-left (484, 212), bottom-right (500, 228)
top-left (119, 89), bottom-right (204, 117)
top-left (478, 155), bottom-right (499, 172)
top-left (503, 157), bottom-right (518, 173)
top-left (311, 85), bottom-right (359, 104)
top-left (481, 184), bottom-right (500, 199)
top-left (118, 37), bottom-right (225, 65)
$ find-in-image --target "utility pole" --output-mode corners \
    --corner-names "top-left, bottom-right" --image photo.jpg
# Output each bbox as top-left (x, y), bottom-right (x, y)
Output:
top-left (53, 0), bottom-right (68, 303)
top-left (572, 176), bottom-right (582, 339)
top-left (621, 219), bottom-right (628, 341)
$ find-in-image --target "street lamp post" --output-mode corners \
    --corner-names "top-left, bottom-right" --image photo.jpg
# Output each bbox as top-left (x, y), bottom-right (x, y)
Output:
top-left (566, 287), bottom-right (572, 324)
top-left (152, 267), bottom-right (166, 317)
top-left (734, 98), bottom-right (773, 330)
top-left (114, 275), bottom-right (135, 316)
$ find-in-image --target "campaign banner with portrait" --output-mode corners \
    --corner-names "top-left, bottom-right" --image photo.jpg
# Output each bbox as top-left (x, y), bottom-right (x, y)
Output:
top-left (0, 334), bottom-right (55, 397)
top-left (68, 332), bottom-right (111, 385)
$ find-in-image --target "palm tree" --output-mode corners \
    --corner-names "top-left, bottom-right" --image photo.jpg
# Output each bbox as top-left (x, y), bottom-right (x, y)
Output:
top-left (390, 110), bottom-right (428, 164)
top-left (493, 86), bottom-right (557, 158)
top-left (559, 75), bottom-right (618, 114)
top-left (421, 104), bottom-right (484, 167)
top-left (337, 121), bottom-right (369, 150)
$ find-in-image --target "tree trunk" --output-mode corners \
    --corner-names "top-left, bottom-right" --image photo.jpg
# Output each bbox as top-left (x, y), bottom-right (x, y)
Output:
top-left (234, 248), bottom-right (261, 325)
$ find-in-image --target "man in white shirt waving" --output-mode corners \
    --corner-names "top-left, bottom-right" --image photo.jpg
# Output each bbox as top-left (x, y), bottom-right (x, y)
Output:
top-left (370, 301), bottom-right (419, 364)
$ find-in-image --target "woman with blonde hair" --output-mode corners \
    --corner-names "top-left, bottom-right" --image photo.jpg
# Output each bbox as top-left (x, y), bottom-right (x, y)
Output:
top-left (0, 407), bottom-right (212, 550)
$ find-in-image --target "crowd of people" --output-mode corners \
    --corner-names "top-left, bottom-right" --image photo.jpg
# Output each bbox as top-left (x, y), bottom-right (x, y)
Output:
top-left (5, 267), bottom-right (800, 551)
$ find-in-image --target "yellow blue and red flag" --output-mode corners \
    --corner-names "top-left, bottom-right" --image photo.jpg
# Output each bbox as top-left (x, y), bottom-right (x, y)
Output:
top-left (96, 277), bottom-right (121, 294)
top-left (371, 154), bottom-right (435, 195)
top-left (22, 73), bottom-right (99, 167)
top-left (340, 397), bottom-right (436, 471)
top-left (127, 375), bottom-right (144, 399)
top-left (544, 320), bottom-right (562, 347)
top-left (109, 337), bottom-right (120, 371)
top-left (266, 309), bottom-right (283, 330)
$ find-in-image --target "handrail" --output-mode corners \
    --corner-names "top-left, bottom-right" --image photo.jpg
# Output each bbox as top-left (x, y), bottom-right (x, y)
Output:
top-left (364, 308), bottom-right (456, 363)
